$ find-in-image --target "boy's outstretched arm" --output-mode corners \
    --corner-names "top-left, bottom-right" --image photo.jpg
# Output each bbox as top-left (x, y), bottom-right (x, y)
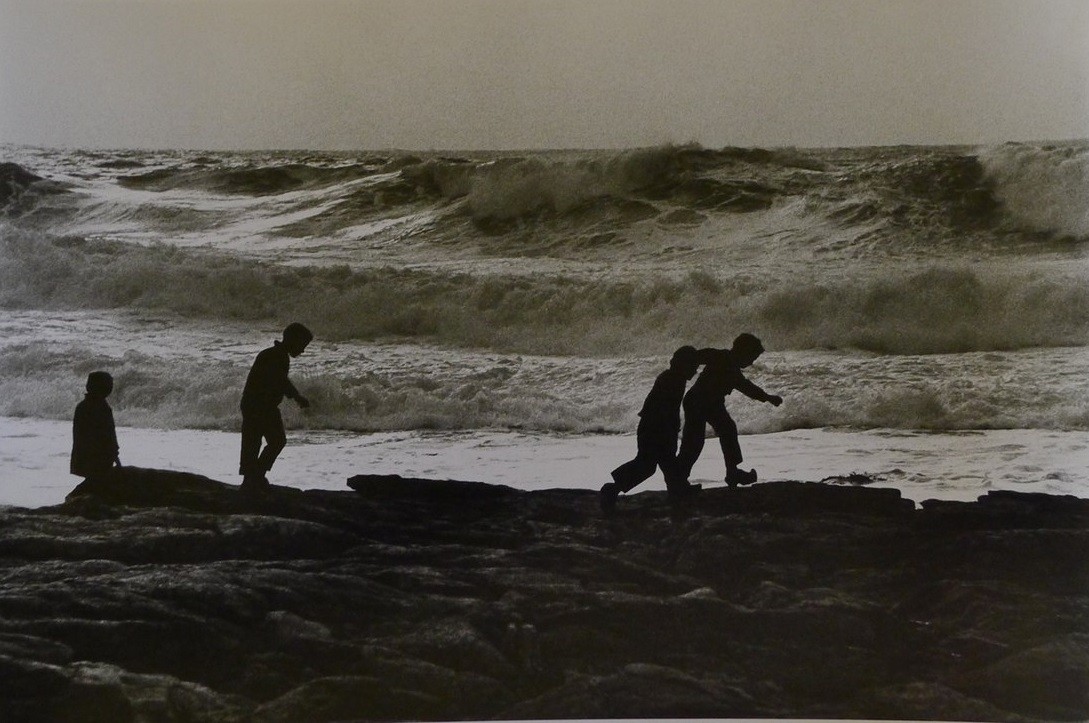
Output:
top-left (285, 378), bottom-right (310, 409)
top-left (735, 377), bottom-right (783, 406)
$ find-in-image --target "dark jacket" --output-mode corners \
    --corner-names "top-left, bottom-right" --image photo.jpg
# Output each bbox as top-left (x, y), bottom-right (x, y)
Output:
top-left (70, 394), bottom-right (119, 477)
top-left (241, 341), bottom-right (300, 413)
top-left (637, 366), bottom-right (690, 437)
top-left (686, 348), bottom-right (771, 407)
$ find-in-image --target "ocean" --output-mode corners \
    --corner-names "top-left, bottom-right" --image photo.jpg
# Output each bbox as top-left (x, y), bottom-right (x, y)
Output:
top-left (1, 141), bottom-right (1087, 507)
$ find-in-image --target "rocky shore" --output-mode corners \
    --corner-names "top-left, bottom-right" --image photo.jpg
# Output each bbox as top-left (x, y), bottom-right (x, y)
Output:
top-left (1, 467), bottom-right (1087, 722)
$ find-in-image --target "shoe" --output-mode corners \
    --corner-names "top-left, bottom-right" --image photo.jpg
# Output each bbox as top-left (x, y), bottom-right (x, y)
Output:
top-left (599, 482), bottom-right (620, 512)
top-left (726, 468), bottom-right (758, 487)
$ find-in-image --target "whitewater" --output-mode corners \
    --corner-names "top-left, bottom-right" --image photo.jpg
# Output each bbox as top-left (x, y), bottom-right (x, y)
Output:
top-left (1, 141), bottom-right (1086, 507)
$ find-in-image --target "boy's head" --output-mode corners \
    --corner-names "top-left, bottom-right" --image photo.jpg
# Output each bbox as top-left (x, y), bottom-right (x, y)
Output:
top-left (670, 345), bottom-right (699, 378)
top-left (282, 322), bottom-right (313, 357)
top-left (86, 371), bottom-right (113, 397)
top-left (731, 333), bottom-right (764, 367)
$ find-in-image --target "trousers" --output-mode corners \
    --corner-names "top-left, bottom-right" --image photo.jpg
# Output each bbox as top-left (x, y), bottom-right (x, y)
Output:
top-left (239, 406), bottom-right (286, 476)
top-left (611, 428), bottom-right (684, 492)
top-left (676, 399), bottom-right (742, 480)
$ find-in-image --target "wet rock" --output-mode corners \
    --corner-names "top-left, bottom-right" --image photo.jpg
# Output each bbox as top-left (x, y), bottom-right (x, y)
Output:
top-left (0, 467), bottom-right (1085, 720)
top-left (954, 634), bottom-right (1089, 720)
top-left (502, 663), bottom-right (761, 719)
top-left (852, 682), bottom-right (1035, 723)
top-left (397, 618), bottom-right (514, 679)
top-left (253, 675), bottom-right (441, 723)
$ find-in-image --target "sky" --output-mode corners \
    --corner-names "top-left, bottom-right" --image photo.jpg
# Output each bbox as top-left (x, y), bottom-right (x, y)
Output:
top-left (0, 0), bottom-right (1086, 150)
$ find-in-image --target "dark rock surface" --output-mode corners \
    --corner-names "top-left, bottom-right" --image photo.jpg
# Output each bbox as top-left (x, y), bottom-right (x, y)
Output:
top-left (0, 467), bottom-right (1086, 722)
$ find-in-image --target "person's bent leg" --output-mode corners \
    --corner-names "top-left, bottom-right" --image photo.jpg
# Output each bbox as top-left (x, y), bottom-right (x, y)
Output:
top-left (257, 409), bottom-right (287, 474)
top-left (611, 453), bottom-right (658, 493)
top-left (603, 431), bottom-right (663, 511)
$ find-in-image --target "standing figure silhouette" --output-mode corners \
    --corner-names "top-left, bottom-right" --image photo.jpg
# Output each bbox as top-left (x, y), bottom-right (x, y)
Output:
top-left (71, 371), bottom-right (121, 480)
top-left (239, 323), bottom-right (313, 493)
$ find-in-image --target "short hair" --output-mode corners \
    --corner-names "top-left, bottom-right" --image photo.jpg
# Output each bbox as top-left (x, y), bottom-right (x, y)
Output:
top-left (732, 333), bottom-right (764, 356)
top-left (283, 322), bottom-right (314, 346)
top-left (86, 371), bottom-right (113, 395)
top-left (671, 345), bottom-right (698, 367)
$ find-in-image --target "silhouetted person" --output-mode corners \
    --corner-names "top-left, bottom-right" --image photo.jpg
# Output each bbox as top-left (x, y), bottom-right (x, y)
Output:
top-left (676, 333), bottom-right (782, 487)
top-left (239, 323), bottom-right (313, 493)
top-left (71, 371), bottom-right (121, 479)
top-left (601, 346), bottom-right (701, 511)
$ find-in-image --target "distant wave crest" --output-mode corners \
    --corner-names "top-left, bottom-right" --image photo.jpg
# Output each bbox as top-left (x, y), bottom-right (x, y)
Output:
top-left (980, 142), bottom-right (1089, 238)
top-left (0, 162), bottom-right (69, 219)
top-left (118, 161), bottom-right (382, 196)
top-left (7, 143), bottom-right (1085, 259)
top-left (396, 144), bottom-right (790, 226)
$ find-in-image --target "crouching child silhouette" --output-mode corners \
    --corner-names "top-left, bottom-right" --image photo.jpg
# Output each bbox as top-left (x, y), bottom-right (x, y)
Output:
top-left (601, 345), bottom-right (701, 511)
top-left (71, 371), bottom-right (121, 480)
top-left (239, 323), bottom-right (313, 493)
top-left (676, 333), bottom-right (782, 487)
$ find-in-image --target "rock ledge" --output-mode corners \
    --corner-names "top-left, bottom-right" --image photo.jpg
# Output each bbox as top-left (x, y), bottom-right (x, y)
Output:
top-left (0, 467), bottom-right (1084, 722)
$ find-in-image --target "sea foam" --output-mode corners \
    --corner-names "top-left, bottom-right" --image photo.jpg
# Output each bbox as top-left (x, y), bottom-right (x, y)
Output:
top-left (2, 142), bottom-right (1087, 440)
top-left (3, 327), bottom-right (1087, 435)
top-left (980, 142), bottom-right (1089, 238)
top-left (4, 225), bottom-right (1087, 357)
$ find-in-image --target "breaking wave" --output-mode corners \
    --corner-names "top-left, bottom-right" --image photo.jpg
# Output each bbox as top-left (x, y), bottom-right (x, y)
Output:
top-left (399, 144), bottom-right (821, 227)
top-left (0, 343), bottom-right (633, 434)
top-left (117, 161), bottom-right (383, 196)
top-left (2, 141), bottom-right (1086, 438)
top-left (6, 142), bottom-right (1087, 260)
top-left (2, 227), bottom-right (1086, 356)
top-left (979, 142), bottom-right (1089, 238)
top-left (3, 340), bottom-right (1085, 434)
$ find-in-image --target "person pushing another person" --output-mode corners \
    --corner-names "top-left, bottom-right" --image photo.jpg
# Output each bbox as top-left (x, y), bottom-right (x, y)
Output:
top-left (601, 345), bottom-right (702, 511)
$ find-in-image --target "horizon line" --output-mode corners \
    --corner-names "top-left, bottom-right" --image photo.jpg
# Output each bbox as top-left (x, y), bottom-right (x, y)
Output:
top-left (4, 137), bottom-right (1088, 155)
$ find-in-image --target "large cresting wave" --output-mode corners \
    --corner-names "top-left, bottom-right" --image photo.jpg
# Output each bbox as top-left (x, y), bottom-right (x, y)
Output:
top-left (980, 142), bottom-right (1089, 239)
top-left (2, 226), bottom-right (1086, 356)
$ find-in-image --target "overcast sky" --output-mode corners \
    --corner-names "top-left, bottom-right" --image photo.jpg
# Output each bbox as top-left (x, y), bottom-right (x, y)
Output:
top-left (1, 0), bottom-right (1086, 150)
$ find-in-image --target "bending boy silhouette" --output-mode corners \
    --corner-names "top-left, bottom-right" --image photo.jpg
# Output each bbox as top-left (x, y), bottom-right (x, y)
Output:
top-left (601, 346), bottom-right (701, 511)
top-left (239, 323), bottom-right (312, 492)
top-left (676, 333), bottom-right (782, 487)
top-left (71, 371), bottom-right (121, 479)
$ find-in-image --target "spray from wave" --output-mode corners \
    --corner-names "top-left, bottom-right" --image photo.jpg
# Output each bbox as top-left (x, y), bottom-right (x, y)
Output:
top-left (401, 144), bottom-right (809, 227)
top-left (979, 142), bottom-right (1089, 239)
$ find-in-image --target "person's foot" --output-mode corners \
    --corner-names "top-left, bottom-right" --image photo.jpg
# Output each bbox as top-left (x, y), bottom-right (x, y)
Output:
top-left (599, 482), bottom-right (620, 512)
top-left (725, 468), bottom-right (758, 487)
